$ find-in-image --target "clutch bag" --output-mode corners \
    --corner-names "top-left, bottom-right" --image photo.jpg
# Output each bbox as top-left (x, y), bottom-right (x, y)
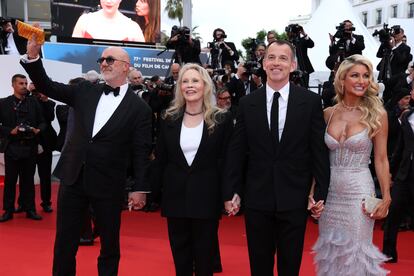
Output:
top-left (364, 196), bottom-right (382, 213)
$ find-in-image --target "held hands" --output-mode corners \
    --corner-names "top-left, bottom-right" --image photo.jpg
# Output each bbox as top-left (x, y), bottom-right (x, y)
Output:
top-left (128, 192), bottom-right (147, 211)
top-left (224, 194), bottom-right (241, 216)
top-left (307, 195), bottom-right (324, 220)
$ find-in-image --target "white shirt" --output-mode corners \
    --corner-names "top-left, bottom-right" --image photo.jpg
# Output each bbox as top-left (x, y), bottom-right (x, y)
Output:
top-left (180, 120), bottom-right (204, 166)
top-left (6, 33), bottom-right (20, 55)
top-left (92, 83), bottom-right (128, 137)
top-left (266, 82), bottom-right (290, 141)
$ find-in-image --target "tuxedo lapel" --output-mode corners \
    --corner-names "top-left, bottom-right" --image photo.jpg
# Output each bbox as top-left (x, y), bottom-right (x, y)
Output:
top-left (278, 85), bottom-right (306, 151)
top-left (92, 89), bottom-right (133, 139)
top-left (249, 88), bottom-right (274, 149)
top-left (84, 85), bottom-right (105, 138)
top-left (403, 109), bottom-right (414, 139)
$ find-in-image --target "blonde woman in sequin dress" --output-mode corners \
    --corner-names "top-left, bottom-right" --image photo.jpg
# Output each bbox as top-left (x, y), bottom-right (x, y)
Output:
top-left (312, 54), bottom-right (391, 276)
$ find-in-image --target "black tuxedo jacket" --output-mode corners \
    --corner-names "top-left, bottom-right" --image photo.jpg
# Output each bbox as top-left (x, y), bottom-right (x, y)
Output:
top-left (391, 108), bottom-right (414, 183)
top-left (155, 112), bottom-right (233, 219)
top-left (377, 43), bottom-right (412, 77)
top-left (1, 29), bottom-right (27, 55)
top-left (21, 59), bottom-right (152, 198)
top-left (224, 85), bottom-right (330, 212)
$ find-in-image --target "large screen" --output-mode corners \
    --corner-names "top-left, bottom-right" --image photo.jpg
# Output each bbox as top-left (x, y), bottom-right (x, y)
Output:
top-left (51, 0), bottom-right (161, 44)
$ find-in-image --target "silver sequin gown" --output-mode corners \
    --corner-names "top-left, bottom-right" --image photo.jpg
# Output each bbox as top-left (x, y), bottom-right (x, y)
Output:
top-left (313, 129), bottom-right (389, 276)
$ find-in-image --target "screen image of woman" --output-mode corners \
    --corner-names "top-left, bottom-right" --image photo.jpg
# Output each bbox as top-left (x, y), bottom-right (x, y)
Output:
top-left (135, 0), bottom-right (160, 43)
top-left (72, 0), bottom-right (145, 42)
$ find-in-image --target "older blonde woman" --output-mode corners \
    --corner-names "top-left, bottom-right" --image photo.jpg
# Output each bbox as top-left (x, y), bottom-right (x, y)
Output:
top-left (313, 54), bottom-right (391, 276)
top-left (154, 63), bottom-right (233, 276)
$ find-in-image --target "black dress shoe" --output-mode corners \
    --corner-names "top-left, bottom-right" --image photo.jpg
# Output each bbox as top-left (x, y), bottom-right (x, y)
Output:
top-left (41, 205), bottom-right (53, 213)
top-left (26, 211), bottom-right (42, 220)
top-left (14, 206), bottom-right (24, 213)
top-left (79, 238), bottom-right (94, 246)
top-left (0, 211), bottom-right (14, 222)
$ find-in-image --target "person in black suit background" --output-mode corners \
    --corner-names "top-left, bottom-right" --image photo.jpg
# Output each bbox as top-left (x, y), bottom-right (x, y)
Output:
top-left (0, 17), bottom-right (27, 55)
top-left (0, 74), bottom-right (46, 222)
top-left (383, 87), bottom-right (414, 263)
top-left (286, 24), bottom-right (315, 88)
top-left (22, 35), bottom-right (152, 275)
top-left (326, 20), bottom-right (365, 71)
top-left (209, 28), bottom-right (239, 70)
top-left (29, 83), bottom-right (58, 213)
top-left (167, 26), bottom-right (201, 65)
top-left (154, 63), bottom-right (234, 276)
top-left (224, 40), bottom-right (330, 276)
top-left (377, 27), bottom-right (412, 103)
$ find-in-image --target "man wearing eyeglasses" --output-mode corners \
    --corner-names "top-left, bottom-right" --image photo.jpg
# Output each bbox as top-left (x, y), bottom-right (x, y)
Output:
top-left (20, 36), bottom-right (152, 276)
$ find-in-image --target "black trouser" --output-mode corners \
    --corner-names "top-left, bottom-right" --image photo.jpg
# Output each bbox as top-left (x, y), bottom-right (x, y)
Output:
top-left (167, 217), bottom-right (219, 276)
top-left (53, 179), bottom-right (123, 276)
top-left (37, 149), bottom-right (53, 206)
top-left (244, 208), bottom-right (308, 276)
top-left (383, 165), bottom-right (414, 260)
top-left (3, 153), bottom-right (37, 212)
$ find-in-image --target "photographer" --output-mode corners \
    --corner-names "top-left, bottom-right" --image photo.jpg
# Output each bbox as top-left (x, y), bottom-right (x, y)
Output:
top-left (209, 28), bottom-right (239, 70)
top-left (326, 20), bottom-right (365, 70)
top-left (0, 74), bottom-right (46, 222)
top-left (166, 25), bottom-right (201, 65)
top-left (0, 17), bottom-right (27, 55)
top-left (286, 24), bottom-right (315, 88)
top-left (227, 62), bottom-right (260, 106)
top-left (376, 26), bottom-right (412, 83)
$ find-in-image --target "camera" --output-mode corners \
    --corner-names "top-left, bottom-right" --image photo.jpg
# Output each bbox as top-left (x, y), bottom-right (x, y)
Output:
top-left (243, 61), bottom-right (260, 76)
top-left (156, 83), bottom-right (174, 92)
top-left (170, 25), bottom-right (190, 46)
top-left (207, 41), bottom-right (226, 50)
top-left (285, 24), bottom-right (302, 35)
top-left (373, 24), bottom-right (401, 44)
top-left (17, 123), bottom-right (35, 139)
top-left (333, 23), bottom-right (355, 40)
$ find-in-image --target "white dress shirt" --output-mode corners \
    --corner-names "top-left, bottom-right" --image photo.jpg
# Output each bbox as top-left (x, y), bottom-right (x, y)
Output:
top-left (92, 83), bottom-right (127, 137)
top-left (266, 82), bottom-right (290, 141)
top-left (6, 33), bottom-right (20, 55)
top-left (408, 112), bottom-right (414, 133)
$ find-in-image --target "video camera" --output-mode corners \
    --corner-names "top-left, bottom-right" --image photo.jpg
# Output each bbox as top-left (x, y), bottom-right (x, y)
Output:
top-left (17, 122), bottom-right (35, 140)
top-left (333, 22), bottom-right (355, 40)
top-left (285, 24), bottom-right (303, 35)
top-left (170, 25), bottom-right (191, 46)
top-left (243, 61), bottom-right (260, 76)
top-left (372, 23), bottom-right (401, 44)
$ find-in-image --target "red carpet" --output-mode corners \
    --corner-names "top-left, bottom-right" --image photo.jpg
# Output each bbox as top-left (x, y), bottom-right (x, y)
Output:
top-left (0, 183), bottom-right (413, 275)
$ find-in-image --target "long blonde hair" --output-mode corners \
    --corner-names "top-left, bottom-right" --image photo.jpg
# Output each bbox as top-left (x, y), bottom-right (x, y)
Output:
top-left (163, 63), bottom-right (225, 133)
top-left (334, 54), bottom-right (383, 138)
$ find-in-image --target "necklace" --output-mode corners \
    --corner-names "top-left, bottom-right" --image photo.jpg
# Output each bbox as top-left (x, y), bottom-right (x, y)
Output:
top-left (341, 102), bottom-right (360, 111)
top-left (185, 110), bottom-right (203, 116)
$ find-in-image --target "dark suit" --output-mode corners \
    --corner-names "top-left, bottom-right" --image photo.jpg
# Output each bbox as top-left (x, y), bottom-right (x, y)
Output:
top-left (225, 85), bottom-right (330, 276)
top-left (36, 98), bottom-right (57, 207)
top-left (210, 41), bottom-right (239, 69)
top-left (0, 95), bottom-right (46, 212)
top-left (326, 34), bottom-right (365, 70)
top-left (383, 108), bottom-right (414, 262)
top-left (155, 112), bottom-right (233, 276)
top-left (377, 43), bottom-right (412, 81)
top-left (55, 104), bottom-right (69, 152)
top-left (21, 59), bottom-right (152, 276)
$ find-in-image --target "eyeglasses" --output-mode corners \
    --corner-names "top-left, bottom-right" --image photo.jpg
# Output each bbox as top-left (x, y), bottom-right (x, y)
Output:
top-left (97, 56), bottom-right (129, 65)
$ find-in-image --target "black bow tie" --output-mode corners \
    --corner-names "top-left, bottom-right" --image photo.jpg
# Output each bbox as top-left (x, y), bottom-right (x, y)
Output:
top-left (102, 84), bottom-right (120, 96)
